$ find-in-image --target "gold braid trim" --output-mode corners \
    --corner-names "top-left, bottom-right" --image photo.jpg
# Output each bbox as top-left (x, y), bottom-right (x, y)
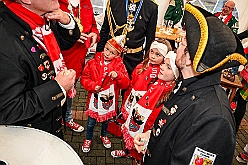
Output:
top-left (106, 0), bottom-right (115, 37)
top-left (201, 53), bottom-right (247, 73)
top-left (106, 0), bottom-right (129, 37)
top-left (185, 3), bottom-right (208, 72)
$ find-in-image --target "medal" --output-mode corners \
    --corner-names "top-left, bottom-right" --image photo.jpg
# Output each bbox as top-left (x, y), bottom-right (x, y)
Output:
top-left (127, 23), bottom-right (134, 32)
top-left (125, 0), bottom-right (143, 33)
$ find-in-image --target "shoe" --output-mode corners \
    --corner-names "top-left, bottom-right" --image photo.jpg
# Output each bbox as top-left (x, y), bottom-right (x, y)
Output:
top-left (82, 139), bottom-right (92, 153)
top-left (111, 150), bottom-right (131, 158)
top-left (236, 152), bottom-right (248, 163)
top-left (100, 136), bottom-right (111, 148)
top-left (62, 119), bottom-right (84, 133)
top-left (135, 160), bottom-right (141, 165)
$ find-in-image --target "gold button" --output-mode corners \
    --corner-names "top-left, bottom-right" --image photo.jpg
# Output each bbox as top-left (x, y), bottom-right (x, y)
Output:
top-left (69, 30), bottom-right (73, 36)
top-left (52, 96), bottom-right (56, 101)
top-left (191, 95), bottom-right (195, 101)
top-left (20, 35), bottom-right (25, 40)
top-left (127, 38), bottom-right (130, 41)
top-left (40, 53), bottom-right (47, 59)
top-left (145, 102), bottom-right (149, 106)
top-left (24, 31), bottom-right (29, 35)
top-left (182, 87), bottom-right (187, 92)
top-left (27, 124), bottom-right (32, 127)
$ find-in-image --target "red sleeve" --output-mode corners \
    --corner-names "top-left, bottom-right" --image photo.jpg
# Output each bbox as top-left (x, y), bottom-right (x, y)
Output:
top-left (80, 60), bottom-right (97, 92)
top-left (91, 16), bottom-right (100, 42)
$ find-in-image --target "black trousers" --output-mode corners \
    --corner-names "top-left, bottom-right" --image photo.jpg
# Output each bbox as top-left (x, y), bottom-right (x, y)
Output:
top-left (233, 89), bottom-right (247, 133)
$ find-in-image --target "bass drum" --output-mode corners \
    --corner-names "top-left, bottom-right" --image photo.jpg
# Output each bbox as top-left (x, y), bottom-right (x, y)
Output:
top-left (0, 125), bottom-right (84, 165)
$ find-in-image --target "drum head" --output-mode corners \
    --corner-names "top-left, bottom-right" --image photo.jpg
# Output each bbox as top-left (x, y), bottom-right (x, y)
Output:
top-left (0, 125), bottom-right (84, 165)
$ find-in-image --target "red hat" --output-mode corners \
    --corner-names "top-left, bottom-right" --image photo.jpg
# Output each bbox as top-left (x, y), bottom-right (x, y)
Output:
top-left (107, 35), bottom-right (126, 53)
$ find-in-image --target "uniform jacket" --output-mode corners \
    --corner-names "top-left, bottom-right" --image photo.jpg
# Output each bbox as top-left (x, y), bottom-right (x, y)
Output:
top-left (144, 71), bottom-right (236, 165)
top-left (80, 52), bottom-right (130, 121)
top-left (59, 0), bottom-right (100, 79)
top-left (0, 2), bottom-right (80, 138)
top-left (96, 0), bottom-right (158, 75)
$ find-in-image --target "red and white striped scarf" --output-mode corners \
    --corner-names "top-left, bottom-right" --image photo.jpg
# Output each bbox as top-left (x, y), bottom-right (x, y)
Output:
top-left (5, 1), bottom-right (76, 98)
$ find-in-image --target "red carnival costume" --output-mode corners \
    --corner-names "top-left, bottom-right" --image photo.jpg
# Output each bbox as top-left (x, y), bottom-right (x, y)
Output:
top-left (59, 0), bottom-right (100, 79)
top-left (121, 62), bottom-right (160, 120)
top-left (81, 52), bottom-right (130, 122)
top-left (122, 79), bottom-right (174, 150)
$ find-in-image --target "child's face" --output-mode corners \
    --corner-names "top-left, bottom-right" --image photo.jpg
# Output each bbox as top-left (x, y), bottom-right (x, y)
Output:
top-left (103, 43), bottom-right (120, 61)
top-left (158, 58), bottom-right (175, 83)
top-left (149, 48), bottom-right (164, 65)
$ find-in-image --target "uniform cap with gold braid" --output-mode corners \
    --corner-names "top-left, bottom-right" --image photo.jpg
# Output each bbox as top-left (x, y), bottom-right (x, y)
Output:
top-left (107, 35), bottom-right (126, 54)
top-left (183, 3), bottom-right (247, 73)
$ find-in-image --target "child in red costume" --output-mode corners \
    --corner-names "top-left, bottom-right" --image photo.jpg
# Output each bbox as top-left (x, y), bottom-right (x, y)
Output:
top-left (111, 39), bottom-right (179, 164)
top-left (59, 0), bottom-right (100, 132)
top-left (80, 35), bottom-right (130, 153)
top-left (121, 39), bottom-right (172, 120)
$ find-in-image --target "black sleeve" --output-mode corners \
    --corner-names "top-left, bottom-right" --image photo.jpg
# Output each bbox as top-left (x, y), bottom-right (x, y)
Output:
top-left (144, 6), bottom-right (158, 53)
top-left (96, 9), bottom-right (110, 52)
top-left (51, 19), bottom-right (80, 51)
top-left (237, 30), bottom-right (248, 40)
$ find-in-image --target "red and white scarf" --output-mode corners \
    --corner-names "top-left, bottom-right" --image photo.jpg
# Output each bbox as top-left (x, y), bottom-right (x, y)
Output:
top-left (215, 12), bottom-right (233, 25)
top-left (5, 1), bottom-right (76, 98)
top-left (122, 79), bottom-right (174, 150)
top-left (121, 62), bottom-right (160, 120)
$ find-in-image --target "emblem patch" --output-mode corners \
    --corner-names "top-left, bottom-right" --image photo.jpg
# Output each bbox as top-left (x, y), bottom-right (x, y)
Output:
top-left (189, 147), bottom-right (216, 165)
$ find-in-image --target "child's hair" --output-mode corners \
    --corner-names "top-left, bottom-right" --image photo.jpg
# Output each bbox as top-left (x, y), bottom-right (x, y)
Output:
top-left (138, 38), bottom-right (172, 75)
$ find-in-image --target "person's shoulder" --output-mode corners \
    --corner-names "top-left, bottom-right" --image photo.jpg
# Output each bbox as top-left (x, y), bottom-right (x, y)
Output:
top-left (109, 0), bottom-right (125, 4)
top-left (143, 0), bottom-right (158, 11)
top-left (149, 0), bottom-right (158, 5)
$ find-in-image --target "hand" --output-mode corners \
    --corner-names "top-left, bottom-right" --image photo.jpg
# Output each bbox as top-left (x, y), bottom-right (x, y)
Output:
top-left (88, 32), bottom-right (98, 47)
top-left (95, 85), bottom-right (101, 92)
top-left (78, 32), bottom-right (98, 47)
top-left (45, 9), bottom-right (70, 25)
top-left (109, 71), bottom-right (118, 79)
top-left (134, 131), bottom-right (151, 154)
top-left (78, 32), bottom-right (89, 43)
top-left (55, 68), bottom-right (76, 92)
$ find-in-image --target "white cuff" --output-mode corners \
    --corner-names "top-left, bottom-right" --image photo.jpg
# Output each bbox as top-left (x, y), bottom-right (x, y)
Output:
top-left (58, 13), bottom-right (75, 29)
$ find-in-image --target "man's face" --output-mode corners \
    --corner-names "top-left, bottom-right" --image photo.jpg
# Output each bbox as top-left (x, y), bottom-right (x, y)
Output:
top-left (221, 1), bottom-right (235, 16)
top-left (176, 37), bottom-right (188, 69)
top-left (28, 0), bottom-right (60, 16)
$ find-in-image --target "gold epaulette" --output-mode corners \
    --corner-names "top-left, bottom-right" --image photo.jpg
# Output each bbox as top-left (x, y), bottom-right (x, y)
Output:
top-left (150, 0), bottom-right (158, 5)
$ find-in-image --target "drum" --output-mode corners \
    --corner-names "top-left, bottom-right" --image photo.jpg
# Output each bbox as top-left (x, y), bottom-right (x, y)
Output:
top-left (0, 125), bottom-right (84, 165)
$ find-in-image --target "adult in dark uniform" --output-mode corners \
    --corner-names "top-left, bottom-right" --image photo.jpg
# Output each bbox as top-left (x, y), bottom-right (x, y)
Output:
top-left (0, 0), bottom-right (80, 139)
top-left (134, 3), bottom-right (247, 165)
top-left (96, 0), bottom-right (158, 76)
